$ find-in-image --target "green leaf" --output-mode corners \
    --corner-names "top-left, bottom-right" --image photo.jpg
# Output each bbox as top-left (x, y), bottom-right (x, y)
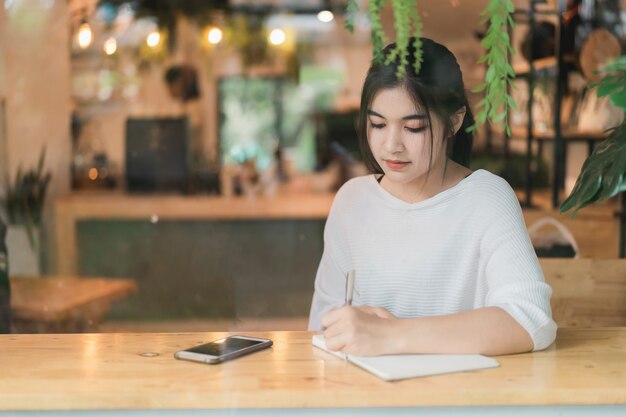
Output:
top-left (561, 123), bottom-right (626, 215)
top-left (609, 87), bottom-right (626, 110)
top-left (599, 56), bottom-right (626, 72)
top-left (485, 66), bottom-right (496, 82)
top-left (344, 0), bottom-right (360, 32)
top-left (596, 77), bottom-right (623, 97)
top-left (494, 110), bottom-right (507, 122)
top-left (481, 35), bottom-right (494, 49)
top-left (472, 83), bottom-right (486, 93)
top-left (507, 14), bottom-right (515, 28)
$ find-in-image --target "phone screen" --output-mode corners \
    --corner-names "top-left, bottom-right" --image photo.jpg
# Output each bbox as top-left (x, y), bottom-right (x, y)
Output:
top-left (185, 337), bottom-right (264, 357)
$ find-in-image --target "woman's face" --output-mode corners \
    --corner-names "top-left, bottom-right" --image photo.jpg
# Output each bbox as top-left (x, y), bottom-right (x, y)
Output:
top-left (367, 87), bottom-right (448, 186)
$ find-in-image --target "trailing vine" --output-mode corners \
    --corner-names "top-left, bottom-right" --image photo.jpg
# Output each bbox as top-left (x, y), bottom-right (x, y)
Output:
top-left (344, 0), bottom-right (360, 33)
top-left (345, 0), bottom-right (423, 77)
top-left (368, 0), bottom-right (388, 65)
top-left (347, 0), bottom-right (514, 135)
top-left (468, 0), bottom-right (517, 136)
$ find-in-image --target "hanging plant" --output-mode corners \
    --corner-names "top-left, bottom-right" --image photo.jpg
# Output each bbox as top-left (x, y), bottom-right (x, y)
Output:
top-left (468, 0), bottom-right (516, 136)
top-left (345, 0), bottom-right (423, 77)
top-left (345, 0), bottom-right (515, 135)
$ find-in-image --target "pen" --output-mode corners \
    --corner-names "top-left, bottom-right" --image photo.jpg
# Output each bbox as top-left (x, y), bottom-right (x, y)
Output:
top-left (345, 269), bottom-right (355, 307)
top-left (342, 269), bottom-right (356, 361)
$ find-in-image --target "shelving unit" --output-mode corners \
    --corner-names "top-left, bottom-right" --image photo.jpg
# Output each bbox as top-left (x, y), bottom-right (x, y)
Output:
top-left (509, 1), bottom-right (612, 205)
top-left (509, 0), bottom-right (570, 209)
top-left (508, 0), bottom-right (624, 257)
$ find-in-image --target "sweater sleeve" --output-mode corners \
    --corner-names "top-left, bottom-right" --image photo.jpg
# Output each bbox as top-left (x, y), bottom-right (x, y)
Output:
top-left (308, 191), bottom-right (350, 331)
top-left (480, 178), bottom-right (558, 351)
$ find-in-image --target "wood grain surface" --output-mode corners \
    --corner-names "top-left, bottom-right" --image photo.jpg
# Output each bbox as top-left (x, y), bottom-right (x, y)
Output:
top-left (541, 259), bottom-right (626, 327)
top-left (0, 328), bottom-right (625, 410)
top-left (10, 277), bottom-right (137, 322)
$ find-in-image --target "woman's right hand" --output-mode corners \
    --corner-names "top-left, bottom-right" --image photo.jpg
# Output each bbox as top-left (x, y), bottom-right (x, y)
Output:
top-left (354, 306), bottom-right (395, 319)
top-left (321, 305), bottom-right (398, 356)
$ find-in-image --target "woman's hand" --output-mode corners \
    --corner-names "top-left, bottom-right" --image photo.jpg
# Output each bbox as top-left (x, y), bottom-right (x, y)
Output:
top-left (321, 306), bottom-right (398, 356)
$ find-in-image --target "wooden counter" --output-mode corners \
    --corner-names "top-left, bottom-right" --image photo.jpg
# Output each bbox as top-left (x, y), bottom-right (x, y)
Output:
top-left (54, 192), bottom-right (334, 275)
top-left (1, 329), bottom-right (625, 414)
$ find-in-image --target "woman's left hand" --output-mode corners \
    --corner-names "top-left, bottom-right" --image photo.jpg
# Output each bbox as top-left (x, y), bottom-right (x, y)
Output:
top-left (321, 306), bottom-right (398, 356)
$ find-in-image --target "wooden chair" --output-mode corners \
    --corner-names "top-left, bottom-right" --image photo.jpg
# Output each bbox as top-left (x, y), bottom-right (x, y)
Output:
top-left (540, 258), bottom-right (626, 327)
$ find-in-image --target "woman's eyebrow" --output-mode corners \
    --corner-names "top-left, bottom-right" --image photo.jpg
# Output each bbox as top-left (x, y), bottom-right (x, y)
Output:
top-left (367, 109), bottom-right (426, 120)
top-left (402, 114), bottom-right (427, 121)
top-left (367, 109), bottom-right (385, 118)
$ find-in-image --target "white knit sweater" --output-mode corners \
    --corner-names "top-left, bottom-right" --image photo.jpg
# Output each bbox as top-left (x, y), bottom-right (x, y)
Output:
top-left (308, 169), bottom-right (557, 351)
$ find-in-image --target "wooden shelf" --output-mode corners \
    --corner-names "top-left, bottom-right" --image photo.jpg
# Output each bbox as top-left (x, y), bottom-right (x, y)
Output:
top-left (498, 126), bottom-right (608, 141)
top-left (513, 55), bottom-right (576, 78)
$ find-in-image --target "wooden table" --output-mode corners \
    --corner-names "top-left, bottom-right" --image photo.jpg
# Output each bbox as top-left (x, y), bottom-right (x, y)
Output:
top-left (10, 276), bottom-right (137, 333)
top-left (0, 329), bottom-right (625, 415)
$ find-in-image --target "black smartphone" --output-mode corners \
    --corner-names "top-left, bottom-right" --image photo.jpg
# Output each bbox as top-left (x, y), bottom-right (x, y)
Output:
top-left (174, 335), bottom-right (273, 364)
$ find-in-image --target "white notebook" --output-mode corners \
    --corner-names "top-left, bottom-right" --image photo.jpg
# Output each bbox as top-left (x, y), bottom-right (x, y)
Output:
top-left (312, 334), bottom-right (499, 381)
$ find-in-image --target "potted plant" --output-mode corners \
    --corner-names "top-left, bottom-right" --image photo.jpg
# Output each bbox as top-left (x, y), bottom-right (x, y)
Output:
top-left (0, 219), bottom-right (10, 333)
top-left (559, 56), bottom-right (626, 257)
top-left (0, 148), bottom-right (52, 276)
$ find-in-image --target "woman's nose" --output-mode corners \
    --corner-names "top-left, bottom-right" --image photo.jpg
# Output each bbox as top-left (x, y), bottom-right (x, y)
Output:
top-left (383, 127), bottom-right (404, 154)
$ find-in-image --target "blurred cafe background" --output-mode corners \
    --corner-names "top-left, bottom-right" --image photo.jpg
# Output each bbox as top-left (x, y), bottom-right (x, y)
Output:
top-left (0, 0), bottom-right (624, 334)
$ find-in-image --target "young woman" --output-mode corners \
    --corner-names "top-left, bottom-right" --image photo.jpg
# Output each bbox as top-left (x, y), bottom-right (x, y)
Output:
top-left (308, 38), bottom-right (557, 356)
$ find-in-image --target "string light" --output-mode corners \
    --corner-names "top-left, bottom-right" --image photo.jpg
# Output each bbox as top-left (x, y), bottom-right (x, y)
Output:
top-left (268, 28), bottom-right (286, 46)
top-left (103, 37), bottom-right (117, 55)
top-left (207, 27), bottom-right (223, 45)
top-left (317, 10), bottom-right (334, 23)
top-left (77, 22), bottom-right (93, 49)
top-left (146, 31), bottom-right (161, 47)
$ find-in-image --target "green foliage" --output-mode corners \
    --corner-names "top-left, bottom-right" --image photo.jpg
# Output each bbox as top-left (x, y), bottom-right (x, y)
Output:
top-left (1, 148), bottom-right (51, 248)
top-left (348, 0), bottom-right (423, 77)
top-left (382, 0), bottom-right (422, 78)
top-left (561, 56), bottom-right (626, 216)
top-left (591, 56), bottom-right (626, 111)
top-left (560, 123), bottom-right (626, 216)
top-left (385, 0), bottom-right (423, 77)
top-left (344, 0), bottom-right (360, 33)
top-left (467, 0), bottom-right (516, 136)
top-left (368, 0), bottom-right (388, 65)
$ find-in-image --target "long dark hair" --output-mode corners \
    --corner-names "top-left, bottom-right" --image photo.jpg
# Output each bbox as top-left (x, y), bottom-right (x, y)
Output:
top-left (358, 37), bottom-right (474, 174)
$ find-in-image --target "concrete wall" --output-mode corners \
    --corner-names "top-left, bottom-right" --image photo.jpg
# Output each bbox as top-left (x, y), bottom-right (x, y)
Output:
top-left (1, 0), bottom-right (72, 272)
top-left (0, 2), bottom-right (7, 174)
top-left (2, 0), bottom-right (71, 197)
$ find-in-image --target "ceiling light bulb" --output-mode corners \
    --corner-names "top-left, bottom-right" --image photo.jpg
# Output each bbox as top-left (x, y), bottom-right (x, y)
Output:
top-left (317, 10), bottom-right (334, 23)
top-left (269, 28), bottom-right (286, 46)
top-left (103, 37), bottom-right (117, 55)
top-left (207, 27), bottom-right (223, 45)
top-left (146, 31), bottom-right (160, 47)
top-left (77, 22), bottom-right (92, 49)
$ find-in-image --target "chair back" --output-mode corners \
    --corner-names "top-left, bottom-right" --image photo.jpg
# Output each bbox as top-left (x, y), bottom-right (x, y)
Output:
top-left (540, 258), bottom-right (626, 327)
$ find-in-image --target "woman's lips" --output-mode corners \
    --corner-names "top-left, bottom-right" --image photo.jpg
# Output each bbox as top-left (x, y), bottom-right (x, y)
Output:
top-left (385, 160), bottom-right (410, 170)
